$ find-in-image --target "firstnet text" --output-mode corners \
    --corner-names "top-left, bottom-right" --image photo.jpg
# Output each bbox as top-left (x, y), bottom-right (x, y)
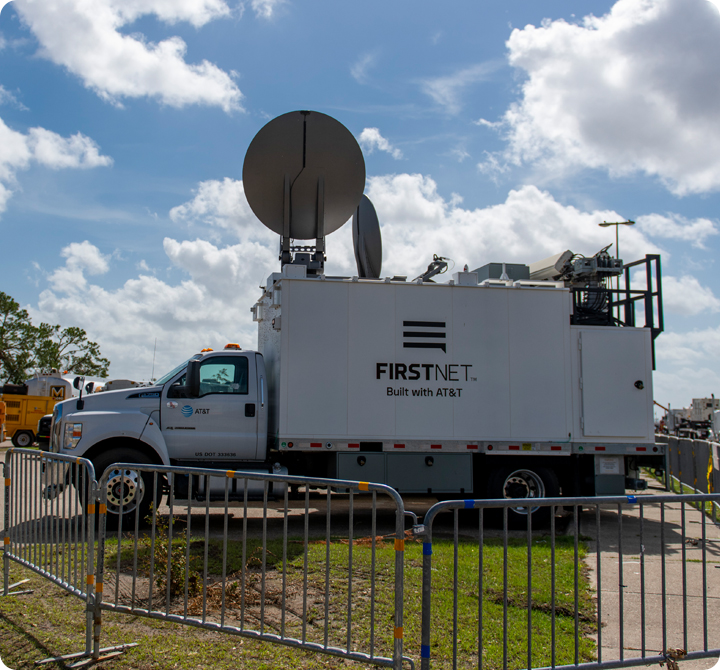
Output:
top-left (376, 363), bottom-right (473, 381)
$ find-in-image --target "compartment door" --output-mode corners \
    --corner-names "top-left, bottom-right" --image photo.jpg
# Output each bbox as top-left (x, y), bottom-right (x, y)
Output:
top-left (580, 329), bottom-right (651, 438)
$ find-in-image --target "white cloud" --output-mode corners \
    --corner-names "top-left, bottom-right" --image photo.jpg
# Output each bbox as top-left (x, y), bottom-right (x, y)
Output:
top-left (28, 127), bottom-right (113, 170)
top-left (494, 0), bottom-right (720, 194)
top-left (0, 116), bottom-right (112, 216)
top-left (657, 326), bottom-right (720, 367)
top-left (0, 85), bottom-right (27, 110)
top-left (449, 147), bottom-right (470, 163)
top-left (169, 178), bottom-right (275, 244)
top-left (364, 174), bottom-right (661, 279)
top-left (13, 0), bottom-right (242, 112)
top-left (250, 0), bottom-right (285, 19)
top-left (358, 128), bottom-right (403, 160)
top-left (420, 62), bottom-right (498, 114)
top-left (110, 0), bottom-right (232, 27)
top-left (636, 213), bottom-right (718, 249)
top-left (653, 366), bottom-right (720, 411)
top-left (62, 241), bottom-right (110, 275)
top-left (34, 235), bottom-right (278, 381)
top-left (48, 241), bottom-right (111, 293)
top-left (351, 52), bottom-right (378, 84)
top-left (660, 275), bottom-right (720, 315)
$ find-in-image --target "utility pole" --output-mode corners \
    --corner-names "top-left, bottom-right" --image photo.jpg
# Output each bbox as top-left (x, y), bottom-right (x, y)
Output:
top-left (598, 219), bottom-right (635, 317)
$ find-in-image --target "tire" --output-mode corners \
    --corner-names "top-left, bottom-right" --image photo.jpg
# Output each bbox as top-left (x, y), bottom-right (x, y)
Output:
top-left (92, 448), bottom-right (161, 530)
top-left (11, 430), bottom-right (34, 448)
top-left (486, 464), bottom-right (559, 529)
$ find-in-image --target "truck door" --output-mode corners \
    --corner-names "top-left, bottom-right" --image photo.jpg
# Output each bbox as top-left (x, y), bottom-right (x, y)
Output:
top-left (161, 354), bottom-right (259, 461)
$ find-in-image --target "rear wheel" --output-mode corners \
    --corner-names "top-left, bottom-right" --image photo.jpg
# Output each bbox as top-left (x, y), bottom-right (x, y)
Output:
top-left (486, 465), bottom-right (559, 529)
top-left (11, 430), bottom-right (34, 448)
top-left (92, 448), bottom-right (161, 530)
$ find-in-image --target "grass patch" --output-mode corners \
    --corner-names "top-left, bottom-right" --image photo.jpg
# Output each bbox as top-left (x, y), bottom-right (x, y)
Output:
top-left (0, 531), bottom-right (596, 669)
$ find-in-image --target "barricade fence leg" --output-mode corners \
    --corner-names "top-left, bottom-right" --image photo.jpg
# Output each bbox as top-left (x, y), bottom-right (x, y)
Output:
top-left (2, 451), bottom-right (33, 597)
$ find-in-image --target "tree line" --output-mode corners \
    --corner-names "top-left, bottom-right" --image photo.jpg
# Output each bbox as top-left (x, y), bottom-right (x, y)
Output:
top-left (0, 291), bottom-right (110, 385)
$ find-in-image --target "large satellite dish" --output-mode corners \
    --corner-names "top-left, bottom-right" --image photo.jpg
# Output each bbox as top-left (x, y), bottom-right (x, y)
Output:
top-left (243, 111), bottom-right (365, 273)
top-left (352, 195), bottom-right (382, 279)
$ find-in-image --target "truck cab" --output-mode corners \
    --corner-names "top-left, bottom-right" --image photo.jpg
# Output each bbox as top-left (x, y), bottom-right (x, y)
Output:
top-left (49, 345), bottom-right (270, 525)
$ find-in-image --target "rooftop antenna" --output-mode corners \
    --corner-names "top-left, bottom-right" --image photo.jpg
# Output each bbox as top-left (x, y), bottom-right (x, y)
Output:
top-left (243, 110), bottom-right (366, 275)
top-left (414, 255), bottom-right (450, 282)
top-left (150, 337), bottom-right (157, 381)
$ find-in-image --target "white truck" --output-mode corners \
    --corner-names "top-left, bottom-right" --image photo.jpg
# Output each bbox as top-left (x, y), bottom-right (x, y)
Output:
top-left (47, 256), bottom-right (665, 524)
top-left (46, 110), bottom-right (666, 524)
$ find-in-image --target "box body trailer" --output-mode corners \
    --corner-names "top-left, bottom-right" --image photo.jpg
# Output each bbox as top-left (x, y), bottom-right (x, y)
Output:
top-left (254, 268), bottom-right (658, 497)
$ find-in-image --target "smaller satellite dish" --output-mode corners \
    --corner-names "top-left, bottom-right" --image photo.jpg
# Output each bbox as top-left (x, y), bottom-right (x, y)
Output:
top-left (352, 195), bottom-right (382, 279)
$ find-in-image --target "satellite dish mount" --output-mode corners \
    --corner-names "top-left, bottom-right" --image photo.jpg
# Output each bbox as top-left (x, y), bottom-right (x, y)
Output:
top-left (279, 170), bottom-right (326, 273)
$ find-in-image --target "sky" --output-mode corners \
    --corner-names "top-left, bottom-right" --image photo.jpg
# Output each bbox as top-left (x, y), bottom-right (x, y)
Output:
top-left (1, 0), bottom-right (719, 414)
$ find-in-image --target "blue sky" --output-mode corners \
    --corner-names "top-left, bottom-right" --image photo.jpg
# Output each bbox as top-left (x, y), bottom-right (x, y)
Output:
top-left (1, 0), bottom-right (719, 413)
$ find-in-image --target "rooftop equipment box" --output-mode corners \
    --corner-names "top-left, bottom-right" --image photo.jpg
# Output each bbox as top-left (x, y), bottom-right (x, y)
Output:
top-left (257, 277), bottom-right (654, 447)
top-left (472, 263), bottom-right (530, 282)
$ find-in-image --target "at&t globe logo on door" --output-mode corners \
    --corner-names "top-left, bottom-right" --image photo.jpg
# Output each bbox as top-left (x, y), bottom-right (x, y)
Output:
top-left (181, 405), bottom-right (193, 417)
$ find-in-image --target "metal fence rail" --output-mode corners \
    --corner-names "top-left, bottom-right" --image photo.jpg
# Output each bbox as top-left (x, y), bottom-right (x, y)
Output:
top-left (1, 447), bottom-right (131, 666)
top-left (94, 463), bottom-right (412, 670)
top-left (662, 436), bottom-right (720, 507)
top-left (3, 448), bottom-right (95, 600)
top-left (416, 493), bottom-right (720, 670)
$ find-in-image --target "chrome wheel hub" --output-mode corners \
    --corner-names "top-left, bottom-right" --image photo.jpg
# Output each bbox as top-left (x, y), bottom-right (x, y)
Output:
top-left (105, 468), bottom-right (144, 514)
top-left (502, 469), bottom-right (545, 515)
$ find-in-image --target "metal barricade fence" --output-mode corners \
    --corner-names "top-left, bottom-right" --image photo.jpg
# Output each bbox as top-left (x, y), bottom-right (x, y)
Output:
top-left (663, 436), bottom-right (720, 524)
top-left (3, 447), bottom-right (95, 599)
top-left (1, 447), bottom-right (130, 666)
top-left (416, 493), bottom-right (720, 670)
top-left (94, 463), bottom-right (413, 670)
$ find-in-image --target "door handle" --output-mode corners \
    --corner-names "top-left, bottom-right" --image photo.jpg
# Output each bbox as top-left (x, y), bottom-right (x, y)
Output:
top-left (245, 403), bottom-right (256, 417)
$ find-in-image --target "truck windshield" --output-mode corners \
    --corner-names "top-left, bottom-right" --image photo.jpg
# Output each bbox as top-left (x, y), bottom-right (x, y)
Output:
top-left (155, 354), bottom-right (205, 386)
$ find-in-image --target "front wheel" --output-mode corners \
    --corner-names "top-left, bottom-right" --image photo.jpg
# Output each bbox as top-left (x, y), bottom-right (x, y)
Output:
top-left (11, 430), bottom-right (34, 448)
top-left (486, 465), bottom-right (559, 529)
top-left (92, 448), bottom-right (161, 530)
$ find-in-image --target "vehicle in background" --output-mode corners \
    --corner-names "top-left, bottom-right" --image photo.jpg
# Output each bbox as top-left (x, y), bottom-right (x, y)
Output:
top-left (1, 374), bottom-right (73, 448)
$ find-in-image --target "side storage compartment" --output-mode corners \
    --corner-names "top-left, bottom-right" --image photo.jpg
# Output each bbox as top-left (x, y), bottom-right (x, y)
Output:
top-left (337, 452), bottom-right (473, 494)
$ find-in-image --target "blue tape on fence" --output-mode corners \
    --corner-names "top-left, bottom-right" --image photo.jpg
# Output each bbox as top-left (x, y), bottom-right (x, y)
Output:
top-left (423, 542), bottom-right (433, 556)
top-left (627, 495), bottom-right (638, 504)
top-left (464, 499), bottom-right (475, 509)
top-left (421, 645), bottom-right (431, 658)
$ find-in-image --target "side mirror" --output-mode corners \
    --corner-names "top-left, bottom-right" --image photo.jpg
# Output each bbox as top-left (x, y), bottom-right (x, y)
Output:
top-left (85, 382), bottom-right (95, 394)
top-left (186, 360), bottom-right (201, 398)
top-left (73, 376), bottom-right (84, 390)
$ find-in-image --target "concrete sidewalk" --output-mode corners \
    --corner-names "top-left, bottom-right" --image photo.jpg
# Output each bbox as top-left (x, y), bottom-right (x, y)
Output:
top-left (582, 480), bottom-right (720, 670)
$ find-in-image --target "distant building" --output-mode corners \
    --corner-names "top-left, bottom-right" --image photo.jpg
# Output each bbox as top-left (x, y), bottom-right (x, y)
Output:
top-left (689, 397), bottom-right (720, 422)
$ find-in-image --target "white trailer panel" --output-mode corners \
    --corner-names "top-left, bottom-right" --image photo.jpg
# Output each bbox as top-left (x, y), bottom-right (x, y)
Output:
top-left (258, 276), bottom-right (655, 448)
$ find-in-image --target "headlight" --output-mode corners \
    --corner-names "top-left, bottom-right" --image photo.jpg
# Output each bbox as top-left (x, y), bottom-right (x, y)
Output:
top-left (63, 423), bottom-right (82, 449)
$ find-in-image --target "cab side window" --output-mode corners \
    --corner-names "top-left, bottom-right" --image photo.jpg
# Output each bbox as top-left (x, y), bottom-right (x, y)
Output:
top-left (167, 374), bottom-right (187, 398)
top-left (198, 357), bottom-right (248, 397)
